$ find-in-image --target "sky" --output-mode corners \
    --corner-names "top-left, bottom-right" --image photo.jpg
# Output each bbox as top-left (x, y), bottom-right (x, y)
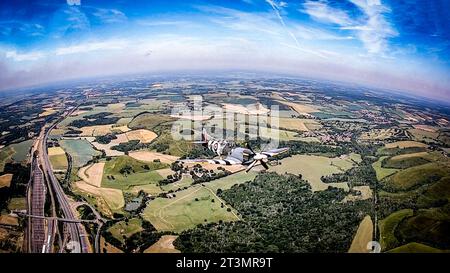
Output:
top-left (0, 0), bottom-right (449, 101)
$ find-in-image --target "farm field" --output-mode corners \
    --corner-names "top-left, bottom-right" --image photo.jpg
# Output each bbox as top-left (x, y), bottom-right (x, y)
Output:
top-left (48, 146), bottom-right (65, 156)
top-left (89, 139), bottom-right (124, 157)
top-left (128, 113), bottom-right (176, 130)
top-left (49, 154), bottom-right (68, 171)
top-left (408, 128), bottom-right (439, 143)
top-left (384, 141), bottom-right (428, 149)
top-left (204, 171), bottom-right (257, 193)
top-left (395, 206), bottom-right (450, 249)
top-left (79, 124), bottom-right (130, 137)
top-left (383, 151), bottom-right (447, 169)
top-left (270, 117), bottom-right (321, 131)
top-left (222, 103), bottom-right (269, 115)
top-left (9, 140), bottom-right (33, 163)
top-left (0, 174), bottom-right (13, 188)
top-left (59, 139), bottom-right (101, 167)
top-left (348, 215), bottom-right (373, 253)
top-left (74, 180), bottom-right (125, 213)
top-left (0, 214), bottom-right (19, 226)
top-left (383, 162), bottom-right (450, 191)
top-left (343, 186), bottom-right (372, 203)
top-left (379, 209), bottom-right (413, 251)
top-left (7, 197), bottom-right (26, 211)
top-left (270, 154), bottom-right (360, 191)
top-left (275, 100), bottom-right (320, 115)
top-left (160, 175), bottom-right (194, 192)
top-left (100, 236), bottom-right (123, 253)
top-left (108, 218), bottom-right (143, 243)
top-left (246, 125), bottom-right (302, 141)
top-left (417, 176), bottom-right (450, 206)
top-left (144, 235), bottom-right (180, 253)
top-left (142, 185), bottom-right (240, 233)
top-left (130, 183), bottom-right (165, 196)
top-left (78, 162), bottom-right (105, 187)
top-left (0, 146), bottom-right (14, 172)
top-left (39, 107), bottom-right (57, 117)
top-left (104, 171), bottom-right (163, 190)
top-left (101, 156), bottom-right (168, 190)
top-left (388, 242), bottom-right (448, 253)
top-left (128, 151), bottom-right (179, 164)
top-left (372, 156), bottom-right (398, 181)
top-left (121, 129), bottom-right (157, 143)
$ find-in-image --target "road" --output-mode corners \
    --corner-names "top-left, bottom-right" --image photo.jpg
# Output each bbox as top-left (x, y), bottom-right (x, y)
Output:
top-left (28, 155), bottom-right (46, 253)
top-left (39, 107), bottom-right (91, 253)
top-left (72, 201), bottom-right (107, 253)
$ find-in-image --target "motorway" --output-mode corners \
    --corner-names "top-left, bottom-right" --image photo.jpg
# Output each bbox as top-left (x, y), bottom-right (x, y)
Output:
top-left (28, 155), bottom-right (46, 253)
top-left (39, 107), bottom-right (91, 253)
top-left (26, 104), bottom-right (110, 253)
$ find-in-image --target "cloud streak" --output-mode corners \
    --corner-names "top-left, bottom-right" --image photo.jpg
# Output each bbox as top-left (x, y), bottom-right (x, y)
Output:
top-left (265, 0), bottom-right (328, 59)
top-left (302, 1), bottom-right (353, 26)
top-left (301, 0), bottom-right (397, 54)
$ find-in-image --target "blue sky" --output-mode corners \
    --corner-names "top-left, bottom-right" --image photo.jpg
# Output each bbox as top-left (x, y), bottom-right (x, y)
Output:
top-left (0, 0), bottom-right (449, 100)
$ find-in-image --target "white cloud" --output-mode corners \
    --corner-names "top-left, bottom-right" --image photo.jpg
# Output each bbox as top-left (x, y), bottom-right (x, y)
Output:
top-left (55, 40), bottom-right (129, 55)
top-left (136, 19), bottom-right (190, 27)
top-left (347, 0), bottom-right (398, 54)
top-left (4, 50), bottom-right (45, 61)
top-left (294, 25), bottom-right (354, 40)
top-left (278, 1), bottom-right (288, 8)
top-left (67, 0), bottom-right (81, 6)
top-left (302, 1), bottom-right (353, 26)
top-left (93, 8), bottom-right (127, 24)
top-left (301, 0), bottom-right (397, 54)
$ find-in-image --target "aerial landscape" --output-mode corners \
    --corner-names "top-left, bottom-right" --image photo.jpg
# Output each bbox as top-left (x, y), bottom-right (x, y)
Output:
top-left (0, 0), bottom-right (449, 255)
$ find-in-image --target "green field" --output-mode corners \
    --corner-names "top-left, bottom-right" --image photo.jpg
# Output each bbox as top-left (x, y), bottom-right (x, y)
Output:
top-left (379, 209), bottom-right (413, 251)
top-left (396, 205), bottom-right (450, 249)
top-left (383, 155), bottom-right (429, 169)
top-left (59, 139), bottom-right (101, 167)
top-left (111, 101), bottom-right (166, 118)
top-left (383, 162), bottom-right (450, 191)
top-left (383, 151), bottom-right (447, 169)
top-left (7, 197), bottom-right (27, 211)
top-left (59, 109), bottom-right (105, 127)
top-left (160, 175), bottom-right (194, 192)
top-left (142, 185), bottom-right (240, 233)
top-left (102, 156), bottom-right (168, 190)
top-left (247, 126), bottom-right (302, 141)
top-left (10, 140), bottom-right (33, 163)
top-left (408, 128), bottom-right (439, 143)
top-left (149, 131), bottom-right (194, 157)
top-left (388, 242), bottom-right (448, 253)
top-left (0, 146), bottom-right (15, 172)
top-left (372, 156), bottom-right (398, 181)
top-left (205, 171), bottom-right (257, 193)
top-left (108, 218), bottom-right (143, 243)
top-left (131, 183), bottom-right (165, 196)
top-left (270, 154), bottom-right (358, 191)
top-left (417, 176), bottom-right (450, 207)
top-left (128, 113), bottom-right (176, 130)
top-left (49, 154), bottom-right (68, 170)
